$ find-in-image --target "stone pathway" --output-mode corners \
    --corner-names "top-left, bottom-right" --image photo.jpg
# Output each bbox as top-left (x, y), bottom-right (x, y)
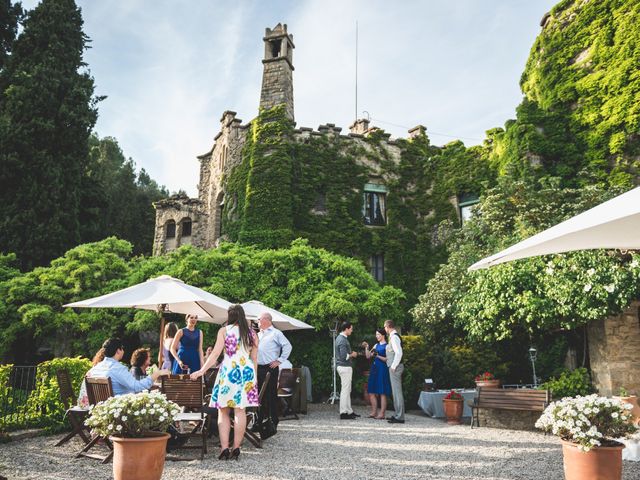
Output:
top-left (1, 403), bottom-right (638, 479)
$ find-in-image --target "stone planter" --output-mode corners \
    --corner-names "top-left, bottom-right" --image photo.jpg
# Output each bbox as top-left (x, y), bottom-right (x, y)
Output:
top-left (561, 440), bottom-right (623, 480)
top-left (475, 379), bottom-right (501, 389)
top-left (442, 399), bottom-right (464, 425)
top-left (613, 395), bottom-right (640, 426)
top-left (110, 432), bottom-right (170, 480)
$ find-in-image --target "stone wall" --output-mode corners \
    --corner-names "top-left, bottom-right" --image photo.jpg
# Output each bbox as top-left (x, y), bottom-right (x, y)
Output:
top-left (588, 300), bottom-right (640, 396)
top-left (476, 408), bottom-right (540, 431)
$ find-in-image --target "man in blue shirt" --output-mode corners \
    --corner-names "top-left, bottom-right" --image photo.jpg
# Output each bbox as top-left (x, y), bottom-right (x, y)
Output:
top-left (91, 338), bottom-right (170, 396)
top-left (257, 312), bottom-right (292, 430)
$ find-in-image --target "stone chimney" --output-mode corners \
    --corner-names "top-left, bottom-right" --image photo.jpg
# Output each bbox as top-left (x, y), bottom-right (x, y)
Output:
top-left (349, 118), bottom-right (370, 135)
top-left (408, 125), bottom-right (426, 139)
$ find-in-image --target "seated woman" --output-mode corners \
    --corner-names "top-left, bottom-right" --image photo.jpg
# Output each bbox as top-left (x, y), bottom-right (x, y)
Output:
top-left (77, 347), bottom-right (105, 408)
top-left (130, 347), bottom-right (151, 380)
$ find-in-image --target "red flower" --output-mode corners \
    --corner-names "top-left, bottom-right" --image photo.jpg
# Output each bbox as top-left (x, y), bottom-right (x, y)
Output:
top-left (475, 371), bottom-right (495, 381)
top-left (444, 390), bottom-right (463, 400)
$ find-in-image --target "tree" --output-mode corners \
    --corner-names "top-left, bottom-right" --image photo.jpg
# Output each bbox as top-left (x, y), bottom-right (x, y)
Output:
top-left (0, 0), bottom-right (99, 270)
top-left (0, 0), bottom-right (22, 72)
top-left (80, 134), bottom-right (168, 255)
top-left (412, 179), bottom-right (640, 342)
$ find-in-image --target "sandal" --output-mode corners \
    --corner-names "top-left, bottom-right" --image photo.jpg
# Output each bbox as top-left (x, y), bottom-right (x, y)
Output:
top-left (367, 414), bottom-right (377, 418)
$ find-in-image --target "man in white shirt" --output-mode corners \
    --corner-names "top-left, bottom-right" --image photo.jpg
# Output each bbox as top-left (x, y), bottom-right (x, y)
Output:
top-left (257, 312), bottom-right (292, 429)
top-left (384, 320), bottom-right (405, 423)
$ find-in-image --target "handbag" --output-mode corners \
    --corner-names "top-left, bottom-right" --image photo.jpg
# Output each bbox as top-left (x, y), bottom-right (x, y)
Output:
top-left (258, 417), bottom-right (277, 440)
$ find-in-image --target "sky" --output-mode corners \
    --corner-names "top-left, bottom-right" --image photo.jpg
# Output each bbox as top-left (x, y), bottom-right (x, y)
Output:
top-left (25, 0), bottom-right (559, 196)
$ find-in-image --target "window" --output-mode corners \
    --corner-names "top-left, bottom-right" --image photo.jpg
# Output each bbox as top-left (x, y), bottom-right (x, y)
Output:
top-left (370, 254), bottom-right (384, 283)
top-left (181, 219), bottom-right (192, 237)
top-left (363, 183), bottom-right (387, 226)
top-left (458, 193), bottom-right (479, 226)
top-left (165, 220), bottom-right (176, 238)
top-left (270, 39), bottom-right (282, 58)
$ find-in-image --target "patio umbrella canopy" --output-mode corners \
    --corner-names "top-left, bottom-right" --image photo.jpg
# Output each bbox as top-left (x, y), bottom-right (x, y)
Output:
top-left (469, 187), bottom-right (640, 271)
top-left (241, 300), bottom-right (314, 331)
top-left (64, 275), bottom-right (232, 323)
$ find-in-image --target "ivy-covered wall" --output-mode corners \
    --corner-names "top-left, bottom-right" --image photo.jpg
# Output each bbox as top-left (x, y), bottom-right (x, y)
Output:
top-left (221, 106), bottom-right (497, 318)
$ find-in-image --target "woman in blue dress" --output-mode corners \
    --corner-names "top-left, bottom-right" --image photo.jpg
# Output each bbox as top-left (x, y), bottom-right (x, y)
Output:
top-left (170, 314), bottom-right (204, 374)
top-left (364, 328), bottom-right (392, 419)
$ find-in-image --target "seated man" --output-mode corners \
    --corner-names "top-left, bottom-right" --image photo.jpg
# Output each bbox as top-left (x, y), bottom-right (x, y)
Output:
top-left (91, 338), bottom-right (169, 395)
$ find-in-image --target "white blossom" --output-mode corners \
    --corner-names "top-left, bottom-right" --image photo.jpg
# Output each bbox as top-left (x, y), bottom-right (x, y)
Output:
top-left (583, 284), bottom-right (592, 292)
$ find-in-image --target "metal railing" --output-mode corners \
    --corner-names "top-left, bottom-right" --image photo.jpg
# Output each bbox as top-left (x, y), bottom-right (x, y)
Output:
top-left (0, 365), bottom-right (38, 431)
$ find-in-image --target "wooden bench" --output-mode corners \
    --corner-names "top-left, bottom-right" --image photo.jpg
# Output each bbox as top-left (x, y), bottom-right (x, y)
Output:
top-left (469, 387), bottom-right (550, 428)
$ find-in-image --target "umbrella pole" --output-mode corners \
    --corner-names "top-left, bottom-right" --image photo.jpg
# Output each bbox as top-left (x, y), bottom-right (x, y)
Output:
top-left (157, 305), bottom-right (166, 367)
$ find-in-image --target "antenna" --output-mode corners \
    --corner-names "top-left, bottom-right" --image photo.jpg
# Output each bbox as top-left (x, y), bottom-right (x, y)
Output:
top-left (355, 21), bottom-right (358, 122)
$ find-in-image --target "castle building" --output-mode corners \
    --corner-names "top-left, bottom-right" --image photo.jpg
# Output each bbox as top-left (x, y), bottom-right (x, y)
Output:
top-left (152, 24), bottom-right (462, 286)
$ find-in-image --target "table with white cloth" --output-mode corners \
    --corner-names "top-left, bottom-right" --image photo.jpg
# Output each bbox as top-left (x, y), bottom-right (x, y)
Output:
top-left (418, 389), bottom-right (476, 418)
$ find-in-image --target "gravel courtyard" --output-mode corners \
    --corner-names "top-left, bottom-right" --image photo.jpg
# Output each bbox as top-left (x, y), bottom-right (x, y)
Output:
top-left (1, 403), bottom-right (639, 480)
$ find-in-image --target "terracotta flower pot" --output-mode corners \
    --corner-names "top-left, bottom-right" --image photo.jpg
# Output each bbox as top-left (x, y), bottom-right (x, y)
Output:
top-left (442, 399), bottom-right (464, 425)
top-left (613, 395), bottom-right (640, 426)
top-left (475, 379), bottom-right (501, 389)
top-left (561, 440), bottom-right (623, 480)
top-left (110, 432), bottom-right (170, 480)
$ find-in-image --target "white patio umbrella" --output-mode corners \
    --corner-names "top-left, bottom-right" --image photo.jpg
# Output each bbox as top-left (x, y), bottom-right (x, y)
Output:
top-left (64, 275), bottom-right (233, 365)
top-left (469, 187), bottom-right (640, 271)
top-left (241, 300), bottom-right (314, 331)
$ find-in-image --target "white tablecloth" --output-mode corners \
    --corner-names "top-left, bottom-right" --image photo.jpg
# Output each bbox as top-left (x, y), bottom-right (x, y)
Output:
top-left (418, 390), bottom-right (476, 418)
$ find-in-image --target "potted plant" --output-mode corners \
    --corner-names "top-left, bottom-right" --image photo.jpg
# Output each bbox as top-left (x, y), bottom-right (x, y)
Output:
top-left (475, 371), bottom-right (500, 389)
top-left (85, 391), bottom-right (180, 480)
top-left (442, 390), bottom-right (464, 425)
top-left (536, 394), bottom-right (638, 480)
top-left (613, 387), bottom-right (640, 426)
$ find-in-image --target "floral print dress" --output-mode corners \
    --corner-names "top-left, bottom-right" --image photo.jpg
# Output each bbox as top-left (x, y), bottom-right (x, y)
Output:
top-left (209, 325), bottom-right (259, 409)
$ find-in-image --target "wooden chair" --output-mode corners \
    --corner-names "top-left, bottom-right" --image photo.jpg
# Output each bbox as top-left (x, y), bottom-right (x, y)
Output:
top-left (161, 375), bottom-right (208, 460)
top-left (76, 377), bottom-right (114, 463)
top-left (55, 369), bottom-right (91, 447)
top-left (277, 369), bottom-right (300, 420)
top-left (241, 371), bottom-right (271, 449)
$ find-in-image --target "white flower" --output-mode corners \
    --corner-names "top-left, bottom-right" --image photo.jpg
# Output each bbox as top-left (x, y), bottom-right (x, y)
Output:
top-left (107, 424), bottom-right (113, 430)
top-left (604, 284), bottom-right (615, 293)
top-left (116, 425), bottom-right (123, 431)
top-left (583, 284), bottom-right (592, 292)
top-left (630, 260), bottom-right (638, 268)
top-left (587, 268), bottom-right (595, 276)
top-left (612, 412), bottom-right (619, 419)
top-left (121, 416), bottom-right (127, 421)
top-left (546, 266), bottom-right (554, 275)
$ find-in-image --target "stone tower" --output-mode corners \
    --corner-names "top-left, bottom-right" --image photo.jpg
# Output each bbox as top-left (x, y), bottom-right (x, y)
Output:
top-left (260, 23), bottom-right (295, 120)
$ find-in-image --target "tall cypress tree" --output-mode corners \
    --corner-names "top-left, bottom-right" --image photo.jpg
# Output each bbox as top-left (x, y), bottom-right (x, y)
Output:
top-left (0, 0), bottom-right (98, 269)
top-left (0, 0), bottom-right (22, 72)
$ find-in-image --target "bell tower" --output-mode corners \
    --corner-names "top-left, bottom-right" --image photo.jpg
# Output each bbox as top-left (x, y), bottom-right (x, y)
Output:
top-left (259, 23), bottom-right (295, 121)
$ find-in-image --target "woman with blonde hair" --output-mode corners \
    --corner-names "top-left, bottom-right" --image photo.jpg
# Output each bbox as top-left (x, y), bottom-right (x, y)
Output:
top-left (191, 304), bottom-right (259, 461)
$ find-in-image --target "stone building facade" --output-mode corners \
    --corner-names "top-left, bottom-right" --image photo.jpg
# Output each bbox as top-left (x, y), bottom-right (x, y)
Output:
top-left (153, 23), bottom-right (413, 257)
top-left (588, 301), bottom-right (640, 396)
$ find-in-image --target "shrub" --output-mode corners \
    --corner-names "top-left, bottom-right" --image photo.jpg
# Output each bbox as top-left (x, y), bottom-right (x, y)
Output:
top-left (539, 367), bottom-right (595, 400)
top-left (401, 335), bottom-right (431, 406)
top-left (0, 357), bottom-right (91, 433)
top-left (432, 344), bottom-right (509, 389)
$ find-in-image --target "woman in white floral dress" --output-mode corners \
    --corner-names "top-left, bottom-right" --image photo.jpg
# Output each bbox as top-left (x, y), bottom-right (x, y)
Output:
top-left (191, 304), bottom-right (259, 460)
